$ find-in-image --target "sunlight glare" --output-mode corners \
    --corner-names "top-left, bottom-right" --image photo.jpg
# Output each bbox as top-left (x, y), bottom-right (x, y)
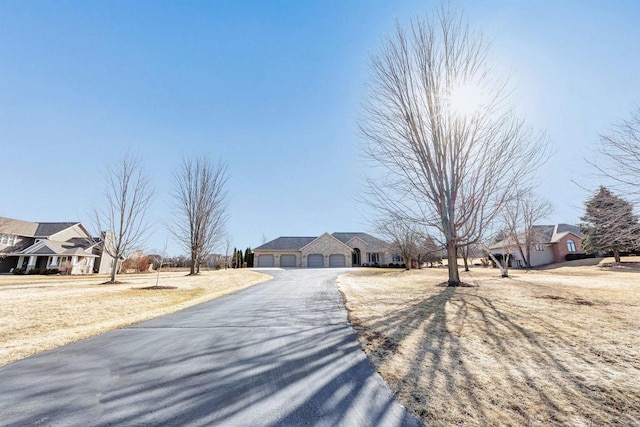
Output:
top-left (448, 83), bottom-right (484, 117)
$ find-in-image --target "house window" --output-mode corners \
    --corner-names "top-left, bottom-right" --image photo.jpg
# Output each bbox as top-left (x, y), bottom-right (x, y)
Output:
top-left (567, 239), bottom-right (576, 252)
top-left (0, 234), bottom-right (16, 246)
top-left (535, 244), bottom-right (544, 251)
top-left (392, 254), bottom-right (402, 263)
top-left (368, 253), bottom-right (380, 264)
top-left (516, 259), bottom-right (523, 267)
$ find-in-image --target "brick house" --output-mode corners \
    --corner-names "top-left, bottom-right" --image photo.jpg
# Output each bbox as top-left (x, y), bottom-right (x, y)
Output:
top-left (489, 223), bottom-right (585, 267)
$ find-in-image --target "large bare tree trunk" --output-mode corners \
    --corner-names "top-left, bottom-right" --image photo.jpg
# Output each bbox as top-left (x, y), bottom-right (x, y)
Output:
top-left (614, 250), bottom-right (621, 263)
top-left (447, 242), bottom-right (460, 284)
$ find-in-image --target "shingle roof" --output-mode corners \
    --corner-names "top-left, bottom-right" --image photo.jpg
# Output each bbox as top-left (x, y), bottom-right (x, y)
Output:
top-left (255, 232), bottom-right (389, 251)
top-left (255, 237), bottom-right (317, 251)
top-left (332, 232), bottom-right (388, 247)
top-left (19, 238), bottom-right (97, 256)
top-left (34, 222), bottom-right (78, 237)
top-left (0, 217), bottom-right (79, 238)
top-left (0, 217), bottom-right (38, 237)
top-left (531, 225), bottom-right (555, 243)
top-left (552, 224), bottom-right (583, 240)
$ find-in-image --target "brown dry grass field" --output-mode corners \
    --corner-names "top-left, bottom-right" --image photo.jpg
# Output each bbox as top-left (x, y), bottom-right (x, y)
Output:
top-left (339, 257), bottom-right (640, 426)
top-left (0, 269), bottom-right (271, 367)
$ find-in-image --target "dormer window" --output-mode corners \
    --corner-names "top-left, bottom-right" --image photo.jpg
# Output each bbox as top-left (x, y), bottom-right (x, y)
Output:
top-left (567, 239), bottom-right (576, 252)
top-left (0, 234), bottom-right (16, 246)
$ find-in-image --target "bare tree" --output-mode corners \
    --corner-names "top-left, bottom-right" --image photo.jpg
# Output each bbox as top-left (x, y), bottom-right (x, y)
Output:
top-left (591, 107), bottom-right (640, 204)
top-left (458, 242), bottom-right (482, 272)
top-left (152, 241), bottom-right (169, 289)
top-left (503, 191), bottom-right (552, 268)
top-left (483, 226), bottom-right (512, 278)
top-left (360, 6), bottom-right (548, 285)
top-left (376, 218), bottom-right (423, 270)
top-left (417, 234), bottom-right (444, 268)
top-left (170, 157), bottom-right (229, 275)
top-left (94, 153), bottom-right (155, 283)
top-left (223, 233), bottom-right (233, 270)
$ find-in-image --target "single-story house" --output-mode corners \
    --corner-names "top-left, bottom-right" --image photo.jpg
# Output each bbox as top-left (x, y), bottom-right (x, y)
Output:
top-left (254, 232), bottom-right (397, 268)
top-left (0, 216), bottom-right (118, 274)
top-left (489, 223), bottom-right (585, 267)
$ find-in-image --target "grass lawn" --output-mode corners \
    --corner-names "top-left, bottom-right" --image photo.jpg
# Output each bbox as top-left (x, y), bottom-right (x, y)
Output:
top-left (338, 258), bottom-right (640, 426)
top-left (0, 269), bottom-right (271, 367)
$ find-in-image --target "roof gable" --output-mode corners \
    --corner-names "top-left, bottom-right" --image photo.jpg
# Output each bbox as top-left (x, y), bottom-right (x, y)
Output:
top-left (21, 241), bottom-right (57, 255)
top-left (551, 224), bottom-right (583, 242)
top-left (332, 232), bottom-right (388, 247)
top-left (345, 236), bottom-right (368, 247)
top-left (301, 232), bottom-right (353, 252)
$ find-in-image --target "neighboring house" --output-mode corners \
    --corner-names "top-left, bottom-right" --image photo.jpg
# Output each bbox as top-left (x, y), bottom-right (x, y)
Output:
top-left (0, 216), bottom-right (118, 275)
top-left (253, 232), bottom-right (394, 268)
top-left (489, 223), bottom-right (585, 267)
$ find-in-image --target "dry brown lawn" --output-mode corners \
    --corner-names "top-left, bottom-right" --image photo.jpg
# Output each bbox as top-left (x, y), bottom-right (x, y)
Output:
top-left (0, 269), bottom-right (271, 367)
top-left (339, 258), bottom-right (640, 426)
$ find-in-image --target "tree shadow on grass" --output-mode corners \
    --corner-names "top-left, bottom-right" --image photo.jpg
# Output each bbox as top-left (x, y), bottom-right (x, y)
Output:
top-left (353, 285), bottom-right (638, 426)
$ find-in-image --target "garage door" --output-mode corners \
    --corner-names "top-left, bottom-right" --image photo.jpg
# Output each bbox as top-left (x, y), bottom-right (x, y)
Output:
top-left (307, 254), bottom-right (324, 268)
top-left (329, 254), bottom-right (346, 267)
top-left (280, 254), bottom-right (296, 268)
top-left (257, 254), bottom-right (274, 268)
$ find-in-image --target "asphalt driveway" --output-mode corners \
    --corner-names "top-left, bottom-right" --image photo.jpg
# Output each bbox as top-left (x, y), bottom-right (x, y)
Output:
top-left (0, 268), bottom-right (420, 427)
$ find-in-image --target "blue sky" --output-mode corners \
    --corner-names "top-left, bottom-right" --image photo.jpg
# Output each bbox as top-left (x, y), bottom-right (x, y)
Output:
top-left (1, 0), bottom-right (639, 255)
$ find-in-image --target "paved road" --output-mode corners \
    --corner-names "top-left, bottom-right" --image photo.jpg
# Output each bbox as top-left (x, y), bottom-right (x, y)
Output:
top-left (0, 269), bottom-right (420, 427)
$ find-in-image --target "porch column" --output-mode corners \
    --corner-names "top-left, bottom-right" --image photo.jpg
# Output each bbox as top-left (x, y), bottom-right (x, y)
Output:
top-left (88, 257), bottom-right (95, 274)
top-left (49, 256), bottom-right (58, 268)
top-left (16, 256), bottom-right (24, 270)
top-left (27, 256), bottom-right (37, 271)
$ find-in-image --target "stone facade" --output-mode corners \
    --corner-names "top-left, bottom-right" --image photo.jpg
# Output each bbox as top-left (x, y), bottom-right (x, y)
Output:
top-left (345, 236), bottom-right (393, 266)
top-left (256, 251), bottom-right (302, 268)
top-left (253, 232), bottom-right (395, 268)
top-left (301, 233), bottom-right (353, 268)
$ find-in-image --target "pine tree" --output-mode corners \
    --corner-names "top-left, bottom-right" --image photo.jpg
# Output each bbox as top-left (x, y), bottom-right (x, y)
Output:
top-left (244, 247), bottom-right (253, 268)
top-left (580, 186), bottom-right (640, 263)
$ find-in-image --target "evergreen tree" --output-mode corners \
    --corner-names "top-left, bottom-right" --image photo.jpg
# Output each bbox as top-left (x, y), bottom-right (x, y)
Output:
top-left (244, 247), bottom-right (254, 268)
top-left (580, 186), bottom-right (640, 263)
top-left (233, 248), bottom-right (243, 268)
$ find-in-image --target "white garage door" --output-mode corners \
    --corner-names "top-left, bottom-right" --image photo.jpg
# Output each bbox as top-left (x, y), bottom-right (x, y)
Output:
top-left (329, 254), bottom-right (346, 267)
top-left (280, 254), bottom-right (296, 268)
top-left (307, 254), bottom-right (324, 268)
top-left (257, 254), bottom-right (274, 268)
